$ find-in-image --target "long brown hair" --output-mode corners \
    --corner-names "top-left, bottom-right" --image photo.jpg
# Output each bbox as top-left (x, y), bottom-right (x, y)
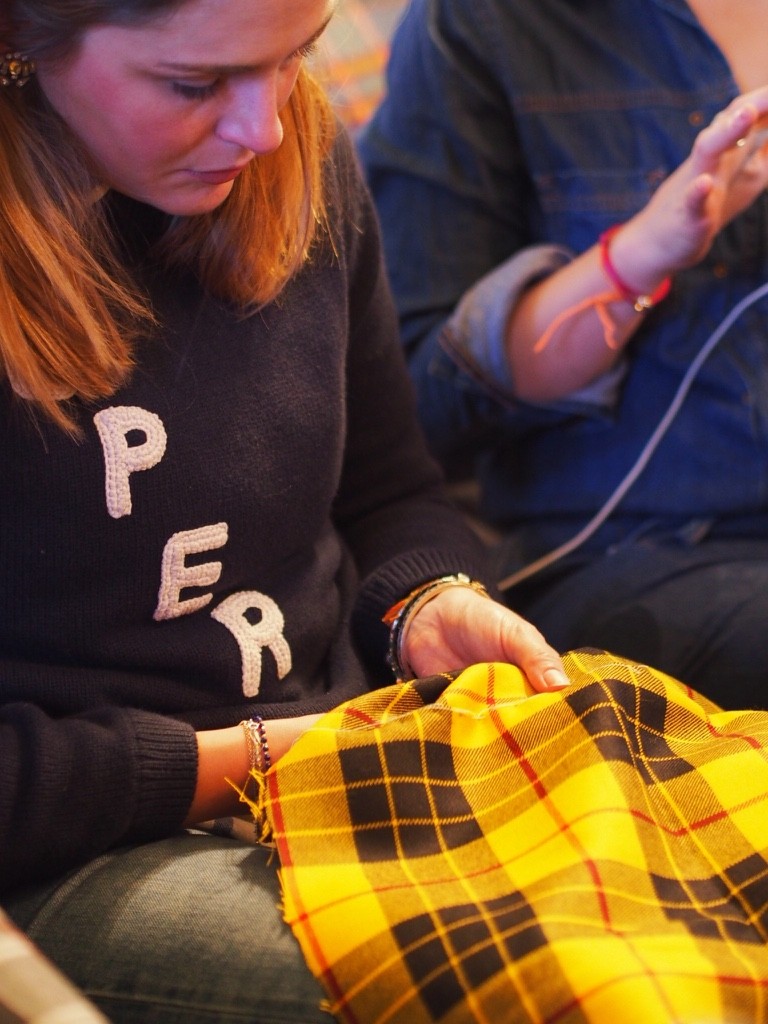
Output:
top-left (1, 0), bottom-right (336, 431)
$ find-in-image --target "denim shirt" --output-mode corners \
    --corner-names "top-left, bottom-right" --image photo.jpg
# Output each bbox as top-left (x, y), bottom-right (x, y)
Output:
top-left (358, 0), bottom-right (768, 561)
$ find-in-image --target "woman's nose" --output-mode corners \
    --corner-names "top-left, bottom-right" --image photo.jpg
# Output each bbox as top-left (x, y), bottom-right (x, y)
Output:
top-left (216, 75), bottom-right (284, 155)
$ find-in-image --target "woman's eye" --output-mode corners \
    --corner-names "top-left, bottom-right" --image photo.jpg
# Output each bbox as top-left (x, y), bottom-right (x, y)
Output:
top-left (171, 80), bottom-right (220, 100)
top-left (289, 40), bottom-right (320, 63)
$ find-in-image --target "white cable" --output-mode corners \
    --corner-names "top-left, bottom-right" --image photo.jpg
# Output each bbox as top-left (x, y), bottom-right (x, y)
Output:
top-left (498, 279), bottom-right (768, 592)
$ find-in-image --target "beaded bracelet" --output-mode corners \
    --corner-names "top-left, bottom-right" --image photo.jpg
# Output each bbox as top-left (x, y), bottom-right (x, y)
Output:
top-left (241, 715), bottom-right (272, 775)
top-left (382, 573), bottom-right (490, 680)
top-left (599, 224), bottom-right (672, 312)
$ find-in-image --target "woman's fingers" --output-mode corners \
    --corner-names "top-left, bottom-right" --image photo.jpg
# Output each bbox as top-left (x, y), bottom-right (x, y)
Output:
top-left (495, 602), bottom-right (573, 692)
top-left (402, 588), bottom-right (570, 693)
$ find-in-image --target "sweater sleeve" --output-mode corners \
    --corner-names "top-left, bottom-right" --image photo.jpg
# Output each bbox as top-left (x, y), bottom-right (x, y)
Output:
top-left (325, 132), bottom-right (493, 667)
top-left (0, 701), bottom-right (197, 894)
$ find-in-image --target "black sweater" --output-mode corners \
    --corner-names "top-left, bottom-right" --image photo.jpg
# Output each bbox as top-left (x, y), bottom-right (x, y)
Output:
top-left (0, 131), bottom-right (489, 891)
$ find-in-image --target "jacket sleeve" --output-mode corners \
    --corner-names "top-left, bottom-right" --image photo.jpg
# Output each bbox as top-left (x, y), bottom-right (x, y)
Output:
top-left (357, 0), bottom-right (532, 448)
top-left (357, 0), bottom-right (583, 461)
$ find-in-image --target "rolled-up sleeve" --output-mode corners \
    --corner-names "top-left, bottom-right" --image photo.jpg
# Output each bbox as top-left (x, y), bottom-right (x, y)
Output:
top-left (441, 243), bottom-right (629, 412)
top-left (441, 244), bottom-right (571, 394)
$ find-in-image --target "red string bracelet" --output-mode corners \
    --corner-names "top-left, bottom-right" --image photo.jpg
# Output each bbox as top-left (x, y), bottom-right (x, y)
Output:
top-left (599, 224), bottom-right (672, 312)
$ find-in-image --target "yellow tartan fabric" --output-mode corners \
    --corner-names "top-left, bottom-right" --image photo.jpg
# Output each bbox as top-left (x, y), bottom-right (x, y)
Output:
top-left (262, 651), bottom-right (768, 1023)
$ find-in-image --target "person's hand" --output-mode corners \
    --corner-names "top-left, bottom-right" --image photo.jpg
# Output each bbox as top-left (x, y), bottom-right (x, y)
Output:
top-left (400, 586), bottom-right (570, 693)
top-left (618, 86), bottom-right (768, 281)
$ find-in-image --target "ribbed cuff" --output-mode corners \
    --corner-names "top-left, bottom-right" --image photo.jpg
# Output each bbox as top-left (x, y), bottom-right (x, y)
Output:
top-left (125, 716), bottom-right (198, 840)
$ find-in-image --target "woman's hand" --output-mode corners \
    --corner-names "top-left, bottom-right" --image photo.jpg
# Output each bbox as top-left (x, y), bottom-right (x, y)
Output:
top-left (186, 590), bottom-right (569, 827)
top-left (400, 586), bottom-right (570, 693)
top-left (619, 86), bottom-right (768, 280)
top-left (185, 712), bottom-right (322, 825)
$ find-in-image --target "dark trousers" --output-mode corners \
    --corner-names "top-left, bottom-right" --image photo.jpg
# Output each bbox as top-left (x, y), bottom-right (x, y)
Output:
top-left (505, 537), bottom-right (768, 711)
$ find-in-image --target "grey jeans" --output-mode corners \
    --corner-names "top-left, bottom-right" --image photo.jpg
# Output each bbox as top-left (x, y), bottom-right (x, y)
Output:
top-left (4, 832), bottom-right (328, 1023)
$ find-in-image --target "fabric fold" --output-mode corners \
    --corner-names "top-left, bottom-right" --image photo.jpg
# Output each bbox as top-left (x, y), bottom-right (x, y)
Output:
top-left (255, 651), bottom-right (768, 1023)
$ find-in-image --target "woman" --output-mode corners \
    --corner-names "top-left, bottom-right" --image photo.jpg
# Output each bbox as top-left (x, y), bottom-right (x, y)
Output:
top-left (0, 0), bottom-right (568, 1020)
top-left (359, 0), bottom-right (768, 709)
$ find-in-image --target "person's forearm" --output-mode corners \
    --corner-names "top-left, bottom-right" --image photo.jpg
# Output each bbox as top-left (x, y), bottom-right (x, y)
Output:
top-left (184, 713), bottom-right (322, 826)
top-left (506, 221), bottom-right (672, 402)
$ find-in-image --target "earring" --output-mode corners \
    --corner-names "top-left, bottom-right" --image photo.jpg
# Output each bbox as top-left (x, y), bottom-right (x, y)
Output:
top-left (0, 51), bottom-right (36, 88)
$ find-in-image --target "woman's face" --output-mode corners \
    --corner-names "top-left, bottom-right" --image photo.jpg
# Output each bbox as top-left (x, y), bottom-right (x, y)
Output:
top-left (35, 0), bottom-right (335, 214)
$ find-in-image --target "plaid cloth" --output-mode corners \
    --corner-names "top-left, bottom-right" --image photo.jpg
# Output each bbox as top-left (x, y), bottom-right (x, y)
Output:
top-left (256, 651), bottom-right (768, 1023)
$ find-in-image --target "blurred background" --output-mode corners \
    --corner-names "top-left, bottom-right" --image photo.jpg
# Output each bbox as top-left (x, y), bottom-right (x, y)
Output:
top-left (314, 0), bottom-right (408, 133)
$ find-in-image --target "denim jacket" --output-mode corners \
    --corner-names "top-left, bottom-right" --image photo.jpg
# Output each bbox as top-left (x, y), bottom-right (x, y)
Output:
top-left (359, 0), bottom-right (768, 563)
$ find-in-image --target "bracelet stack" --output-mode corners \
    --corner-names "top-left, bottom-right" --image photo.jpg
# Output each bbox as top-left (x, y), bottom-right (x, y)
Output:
top-left (382, 573), bottom-right (490, 680)
top-left (241, 715), bottom-right (272, 776)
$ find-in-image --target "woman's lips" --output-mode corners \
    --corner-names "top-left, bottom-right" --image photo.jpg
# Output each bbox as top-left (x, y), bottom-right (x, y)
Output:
top-left (188, 165), bottom-right (247, 185)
